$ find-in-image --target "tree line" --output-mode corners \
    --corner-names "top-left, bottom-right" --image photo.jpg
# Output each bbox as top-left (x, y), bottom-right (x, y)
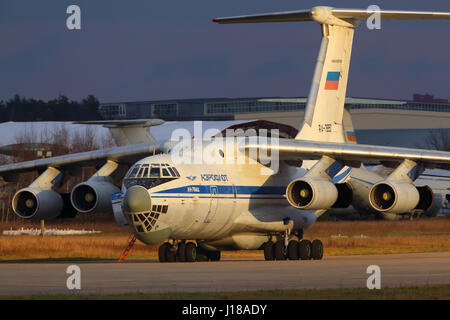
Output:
top-left (0, 94), bottom-right (102, 122)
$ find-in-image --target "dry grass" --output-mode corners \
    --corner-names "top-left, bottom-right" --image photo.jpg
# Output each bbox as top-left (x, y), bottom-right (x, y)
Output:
top-left (307, 218), bottom-right (450, 236)
top-left (305, 218), bottom-right (450, 256)
top-left (1, 218), bottom-right (449, 261)
top-left (0, 234), bottom-right (160, 261)
top-left (0, 220), bottom-right (160, 261)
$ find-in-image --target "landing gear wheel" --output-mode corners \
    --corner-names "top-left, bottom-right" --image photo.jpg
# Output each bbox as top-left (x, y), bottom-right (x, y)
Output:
top-left (274, 240), bottom-right (287, 260)
top-left (166, 246), bottom-right (177, 262)
top-left (311, 239), bottom-right (324, 260)
top-left (185, 242), bottom-right (197, 262)
top-left (299, 240), bottom-right (312, 260)
top-left (207, 250), bottom-right (221, 261)
top-left (158, 242), bottom-right (171, 263)
top-left (287, 240), bottom-right (299, 260)
top-left (264, 241), bottom-right (274, 261)
top-left (177, 243), bottom-right (186, 262)
top-left (195, 246), bottom-right (209, 261)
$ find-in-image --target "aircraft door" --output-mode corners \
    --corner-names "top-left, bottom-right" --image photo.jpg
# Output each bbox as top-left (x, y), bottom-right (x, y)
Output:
top-left (204, 186), bottom-right (219, 223)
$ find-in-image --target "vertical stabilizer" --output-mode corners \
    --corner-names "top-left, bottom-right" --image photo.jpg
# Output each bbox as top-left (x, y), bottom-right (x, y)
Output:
top-left (213, 6), bottom-right (450, 143)
top-left (296, 12), bottom-right (356, 142)
top-left (342, 107), bottom-right (357, 144)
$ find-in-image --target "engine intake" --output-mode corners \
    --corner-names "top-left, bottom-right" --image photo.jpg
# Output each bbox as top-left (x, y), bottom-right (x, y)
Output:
top-left (369, 181), bottom-right (434, 214)
top-left (12, 188), bottom-right (63, 221)
top-left (286, 178), bottom-right (352, 210)
top-left (71, 180), bottom-right (120, 214)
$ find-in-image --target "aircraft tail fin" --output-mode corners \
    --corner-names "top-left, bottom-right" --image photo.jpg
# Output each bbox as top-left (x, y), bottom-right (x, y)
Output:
top-left (214, 7), bottom-right (450, 143)
top-left (342, 108), bottom-right (357, 144)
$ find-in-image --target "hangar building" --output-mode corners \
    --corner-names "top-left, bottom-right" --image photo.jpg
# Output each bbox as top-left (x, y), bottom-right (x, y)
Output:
top-left (99, 94), bottom-right (450, 148)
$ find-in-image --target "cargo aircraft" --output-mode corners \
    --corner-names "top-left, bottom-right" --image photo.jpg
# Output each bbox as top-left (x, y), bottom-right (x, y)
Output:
top-left (1, 7), bottom-right (450, 262)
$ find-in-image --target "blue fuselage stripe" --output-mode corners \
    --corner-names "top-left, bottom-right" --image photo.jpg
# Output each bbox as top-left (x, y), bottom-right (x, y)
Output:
top-left (351, 177), bottom-right (375, 186)
top-left (153, 185), bottom-right (286, 196)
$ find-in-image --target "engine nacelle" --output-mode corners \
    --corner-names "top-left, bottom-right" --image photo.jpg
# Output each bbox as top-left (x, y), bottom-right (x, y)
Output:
top-left (369, 181), bottom-right (434, 214)
top-left (71, 179), bottom-right (120, 214)
top-left (286, 178), bottom-right (352, 210)
top-left (422, 192), bottom-right (442, 218)
top-left (12, 188), bottom-right (63, 221)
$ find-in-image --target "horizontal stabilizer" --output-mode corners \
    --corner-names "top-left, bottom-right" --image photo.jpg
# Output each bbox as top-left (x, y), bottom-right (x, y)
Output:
top-left (74, 119), bottom-right (164, 128)
top-left (213, 10), bottom-right (312, 24)
top-left (213, 7), bottom-right (450, 24)
top-left (215, 7), bottom-right (450, 144)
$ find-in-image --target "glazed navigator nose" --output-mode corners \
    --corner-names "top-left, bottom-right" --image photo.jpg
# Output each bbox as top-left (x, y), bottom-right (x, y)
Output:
top-left (122, 185), bottom-right (151, 214)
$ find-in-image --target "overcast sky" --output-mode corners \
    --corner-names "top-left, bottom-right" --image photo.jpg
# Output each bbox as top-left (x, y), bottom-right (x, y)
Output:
top-left (1, 0), bottom-right (449, 103)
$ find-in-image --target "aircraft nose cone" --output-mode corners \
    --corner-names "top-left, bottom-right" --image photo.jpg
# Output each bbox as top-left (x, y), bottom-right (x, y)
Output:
top-left (123, 185), bottom-right (151, 213)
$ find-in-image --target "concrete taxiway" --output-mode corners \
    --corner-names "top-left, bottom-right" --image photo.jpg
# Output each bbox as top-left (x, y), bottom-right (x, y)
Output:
top-left (0, 252), bottom-right (449, 296)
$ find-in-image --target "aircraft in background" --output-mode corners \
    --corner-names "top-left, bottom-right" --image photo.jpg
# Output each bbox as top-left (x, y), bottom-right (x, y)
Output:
top-left (328, 166), bottom-right (450, 220)
top-left (1, 7), bottom-right (450, 262)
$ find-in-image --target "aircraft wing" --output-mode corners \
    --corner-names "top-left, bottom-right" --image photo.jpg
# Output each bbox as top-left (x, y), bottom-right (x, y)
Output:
top-left (0, 141), bottom-right (161, 180)
top-left (242, 138), bottom-right (450, 167)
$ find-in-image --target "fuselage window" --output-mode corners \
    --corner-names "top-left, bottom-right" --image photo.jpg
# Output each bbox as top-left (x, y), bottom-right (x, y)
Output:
top-left (137, 167), bottom-right (144, 178)
top-left (142, 167), bottom-right (149, 178)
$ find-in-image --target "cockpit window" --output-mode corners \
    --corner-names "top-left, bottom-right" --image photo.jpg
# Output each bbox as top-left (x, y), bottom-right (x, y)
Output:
top-left (129, 166), bottom-right (139, 178)
top-left (162, 168), bottom-right (171, 177)
top-left (125, 163), bottom-right (181, 189)
top-left (149, 167), bottom-right (160, 178)
top-left (167, 167), bottom-right (176, 177)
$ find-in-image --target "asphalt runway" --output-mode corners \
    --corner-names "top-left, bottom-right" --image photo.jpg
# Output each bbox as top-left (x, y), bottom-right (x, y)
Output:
top-left (0, 252), bottom-right (449, 296)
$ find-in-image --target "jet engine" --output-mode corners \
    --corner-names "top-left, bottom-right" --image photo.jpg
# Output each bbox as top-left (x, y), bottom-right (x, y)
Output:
top-left (369, 181), bottom-right (434, 214)
top-left (12, 187), bottom-right (63, 221)
top-left (71, 160), bottom-right (120, 215)
top-left (71, 179), bottom-right (120, 214)
top-left (286, 177), bottom-right (352, 210)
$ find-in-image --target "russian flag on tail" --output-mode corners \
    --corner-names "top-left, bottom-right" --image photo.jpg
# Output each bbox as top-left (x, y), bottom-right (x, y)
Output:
top-left (324, 71), bottom-right (340, 90)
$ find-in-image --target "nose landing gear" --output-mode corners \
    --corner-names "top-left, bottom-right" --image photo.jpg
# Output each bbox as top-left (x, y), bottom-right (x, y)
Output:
top-left (158, 241), bottom-right (221, 263)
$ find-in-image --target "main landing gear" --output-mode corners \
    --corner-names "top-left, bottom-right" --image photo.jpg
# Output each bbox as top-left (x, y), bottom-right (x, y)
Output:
top-left (158, 241), bottom-right (221, 263)
top-left (263, 238), bottom-right (323, 261)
